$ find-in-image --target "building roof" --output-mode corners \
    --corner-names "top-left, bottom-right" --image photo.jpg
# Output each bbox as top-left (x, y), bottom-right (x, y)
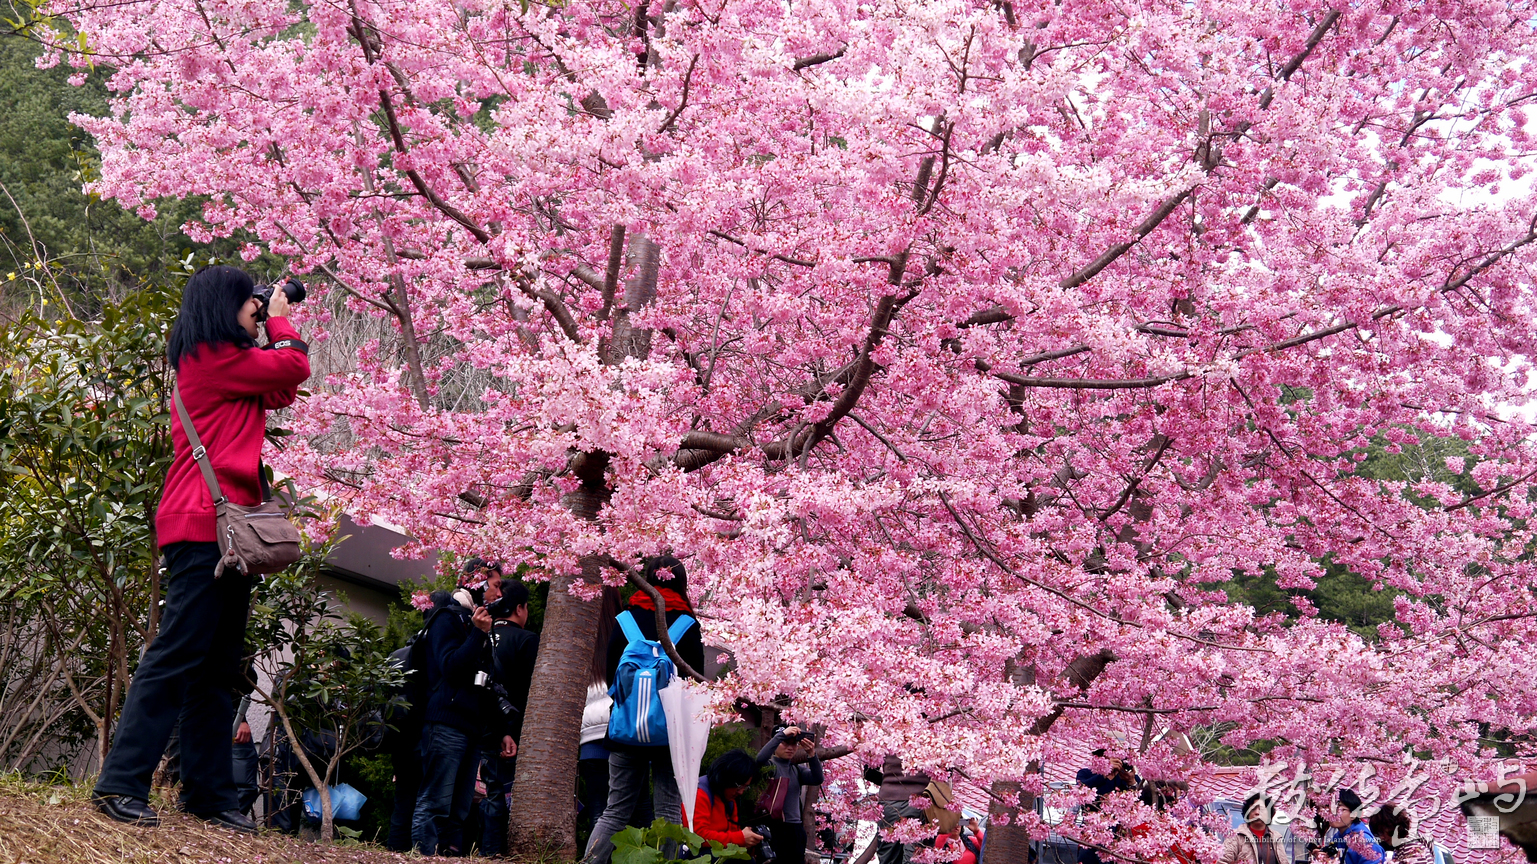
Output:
top-left (322, 514), bottom-right (440, 595)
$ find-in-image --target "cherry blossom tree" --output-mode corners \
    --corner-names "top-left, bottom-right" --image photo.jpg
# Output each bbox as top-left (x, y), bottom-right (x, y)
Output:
top-left (39, 0), bottom-right (1537, 855)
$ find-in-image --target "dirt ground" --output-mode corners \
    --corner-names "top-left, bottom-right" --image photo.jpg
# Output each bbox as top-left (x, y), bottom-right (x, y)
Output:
top-left (0, 779), bottom-right (420, 864)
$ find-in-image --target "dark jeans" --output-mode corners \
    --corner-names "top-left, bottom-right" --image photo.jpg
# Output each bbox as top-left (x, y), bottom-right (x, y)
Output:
top-left (387, 736), bottom-right (424, 851)
top-left (770, 819), bottom-right (809, 864)
top-left (480, 753), bottom-right (517, 856)
top-left (584, 747), bottom-right (682, 864)
top-left (578, 751), bottom-right (654, 848)
top-left (95, 542), bottom-right (252, 814)
top-left (877, 800), bottom-right (926, 864)
top-left (412, 722), bottom-right (479, 855)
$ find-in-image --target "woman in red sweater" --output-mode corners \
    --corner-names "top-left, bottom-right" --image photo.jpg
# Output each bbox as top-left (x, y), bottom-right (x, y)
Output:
top-left (92, 266), bottom-right (310, 832)
top-left (693, 749), bottom-right (765, 856)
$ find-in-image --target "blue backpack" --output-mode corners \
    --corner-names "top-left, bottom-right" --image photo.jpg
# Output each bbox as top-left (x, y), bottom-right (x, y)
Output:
top-left (607, 610), bottom-right (696, 746)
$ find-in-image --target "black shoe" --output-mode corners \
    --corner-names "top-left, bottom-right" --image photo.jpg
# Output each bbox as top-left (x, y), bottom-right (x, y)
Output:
top-left (194, 809), bottom-right (258, 835)
top-left (92, 794), bottom-right (160, 826)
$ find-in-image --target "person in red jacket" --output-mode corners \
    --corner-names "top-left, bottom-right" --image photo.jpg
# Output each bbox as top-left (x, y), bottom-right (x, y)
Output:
top-left (93, 266), bottom-right (310, 833)
top-left (692, 749), bottom-right (765, 856)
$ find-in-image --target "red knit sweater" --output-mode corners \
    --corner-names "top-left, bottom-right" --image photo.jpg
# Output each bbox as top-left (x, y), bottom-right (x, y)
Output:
top-left (156, 317), bottom-right (310, 546)
top-left (692, 786), bottom-right (747, 848)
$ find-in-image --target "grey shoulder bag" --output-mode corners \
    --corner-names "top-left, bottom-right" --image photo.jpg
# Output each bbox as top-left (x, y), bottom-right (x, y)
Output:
top-left (173, 386), bottom-right (303, 578)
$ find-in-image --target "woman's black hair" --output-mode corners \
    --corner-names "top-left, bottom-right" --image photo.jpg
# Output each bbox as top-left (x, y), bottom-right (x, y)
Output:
top-left (1368, 805), bottom-right (1413, 850)
top-left (643, 554), bottom-right (688, 593)
top-left (589, 587), bottom-right (624, 687)
top-left (706, 748), bottom-right (758, 803)
top-left (167, 265), bottom-right (257, 369)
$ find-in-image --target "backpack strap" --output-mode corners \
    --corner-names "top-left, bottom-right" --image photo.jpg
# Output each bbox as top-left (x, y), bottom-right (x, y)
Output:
top-left (616, 610), bottom-right (645, 645)
top-left (667, 614), bottom-right (696, 643)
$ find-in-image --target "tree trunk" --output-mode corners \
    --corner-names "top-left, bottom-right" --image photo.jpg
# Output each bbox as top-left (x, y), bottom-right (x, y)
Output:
top-left (507, 554), bottom-right (604, 858)
top-left (987, 651), bottom-right (1116, 862)
top-left (320, 779), bottom-right (335, 843)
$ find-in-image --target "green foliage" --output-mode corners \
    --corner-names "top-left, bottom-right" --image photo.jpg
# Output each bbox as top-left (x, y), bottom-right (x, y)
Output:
top-left (0, 280), bottom-right (178, 770)
top-left (611, 818), bottom-right (750, 864)
top-left (701, 723), bottom-right (756, 780)
top-left (341, 750), bottom-right (396, 844)
top-left (0, 36), bottom-right (194, 301)
top-left (245, 534), bottom-right (407, 841)
top-left (0, 34), bottom-right (287, 310)
top-left (1216, 427), bottom-right (1481, 641)
top-left (1221, 561), bottom-right (1401, 641)
top-left (382, 600), bottom-right (423, 652)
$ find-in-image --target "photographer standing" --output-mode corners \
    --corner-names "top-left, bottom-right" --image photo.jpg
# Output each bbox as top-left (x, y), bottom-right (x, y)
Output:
top-left (756, 725), bottom-right (823, 864)
top-left (412, 560), bottom-right (509, 856)
top-left (92, 266), bottom-right (310, 832)
top-left (1074, 750), bottom-right (1138, 864)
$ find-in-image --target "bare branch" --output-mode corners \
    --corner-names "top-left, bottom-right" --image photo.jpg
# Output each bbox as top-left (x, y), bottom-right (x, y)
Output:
top-left (708, 230), bottom-right (817, 268)
top-left (793, 47), bottom-right (847, 70)
top-left (658, 54), bottom-right (700, 133)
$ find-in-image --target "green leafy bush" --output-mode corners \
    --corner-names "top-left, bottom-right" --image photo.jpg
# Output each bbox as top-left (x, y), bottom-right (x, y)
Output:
top-left (611, 818), bottom-right (751, 864)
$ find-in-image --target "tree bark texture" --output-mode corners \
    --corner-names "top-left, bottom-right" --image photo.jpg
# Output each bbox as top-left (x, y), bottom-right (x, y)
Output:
top-left (987, 651), bottom-right (1115, 863)
top-left (506, 526), bottom-right (605, 858)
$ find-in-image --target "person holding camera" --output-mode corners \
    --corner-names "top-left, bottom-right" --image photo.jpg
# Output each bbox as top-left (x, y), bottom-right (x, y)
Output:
top-left (1075, 750), bottom-right (1139, 864)
top-left (92, 266), bottom-right (310, 833)
top-left (1319, 789), bottom-right (1385, 864)
top-left (756, 725), bottom-right (824, 864)
top-left (411, 559), bottom-right (512, 856)
top-left (692, 749), bottom-right (766, 857)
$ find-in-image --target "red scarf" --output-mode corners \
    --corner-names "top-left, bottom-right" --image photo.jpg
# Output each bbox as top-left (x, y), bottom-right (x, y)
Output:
top-left (630, 586), bottom-right (694, 616)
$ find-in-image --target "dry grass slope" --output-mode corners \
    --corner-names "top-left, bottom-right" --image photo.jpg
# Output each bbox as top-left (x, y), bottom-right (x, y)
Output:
top-left (0, 778), bottom-right (417, 864)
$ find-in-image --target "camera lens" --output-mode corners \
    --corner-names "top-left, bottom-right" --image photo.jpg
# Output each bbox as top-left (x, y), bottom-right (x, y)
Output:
top-left (282, 278), bottom-right (307, 304)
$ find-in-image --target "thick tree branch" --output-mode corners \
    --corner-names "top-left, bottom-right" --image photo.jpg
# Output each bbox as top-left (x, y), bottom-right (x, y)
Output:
top-left (793, 47), bottom-right (847, 70)
top-left (602, 224), bottom-right (626, 320)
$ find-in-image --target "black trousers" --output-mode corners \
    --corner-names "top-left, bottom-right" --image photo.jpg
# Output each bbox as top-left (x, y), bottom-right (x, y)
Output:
top-left (769, 819), bottom-right (808, 864)
top-left (387, 737), bottom-right (425, 851)
top-left (95, 541), bottom-right (253, 814)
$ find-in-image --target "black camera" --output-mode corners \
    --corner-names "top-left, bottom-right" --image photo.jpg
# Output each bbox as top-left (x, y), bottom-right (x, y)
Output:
top-left (253, 277), bottom-right (307, 320)
top-left (751, 825), bottom-right (775, 862)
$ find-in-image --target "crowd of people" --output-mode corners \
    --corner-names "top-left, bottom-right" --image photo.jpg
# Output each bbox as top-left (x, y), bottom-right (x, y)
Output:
top-left (77, 266), bottom-right (1448, 864)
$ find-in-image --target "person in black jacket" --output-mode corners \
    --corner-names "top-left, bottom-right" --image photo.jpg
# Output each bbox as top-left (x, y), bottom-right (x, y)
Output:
top-left (479, 579), bottom-right (539, 857)
top-left (411, 561), bottom-right (505, 856)
top-left (583, 556), bottom-right (705, 864)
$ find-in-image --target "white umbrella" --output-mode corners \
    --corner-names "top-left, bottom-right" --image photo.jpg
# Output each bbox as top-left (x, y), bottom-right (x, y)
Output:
top-left (660, 677), bottom-right (713, 830)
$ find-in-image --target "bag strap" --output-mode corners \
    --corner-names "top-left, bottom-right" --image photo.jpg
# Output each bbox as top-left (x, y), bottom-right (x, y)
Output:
top-left (616, 610), bottom-right (644, 646)
top-left (667, 614), bottom-right (696, 643)
top-left (172, 386), bottom-right (227, 506)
